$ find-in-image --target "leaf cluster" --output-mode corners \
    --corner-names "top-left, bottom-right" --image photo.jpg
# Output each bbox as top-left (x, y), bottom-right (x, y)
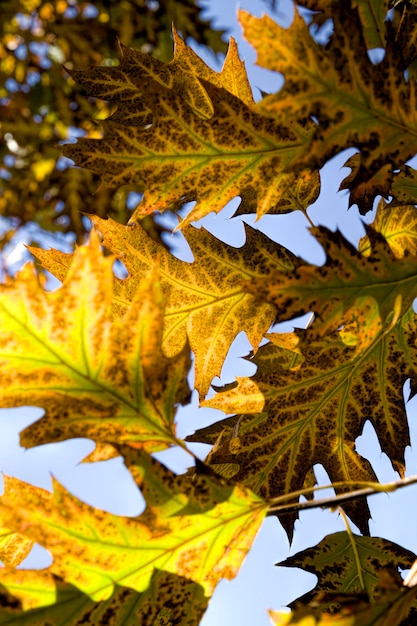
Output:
top-left (2, 1), bottom-right (417, 625)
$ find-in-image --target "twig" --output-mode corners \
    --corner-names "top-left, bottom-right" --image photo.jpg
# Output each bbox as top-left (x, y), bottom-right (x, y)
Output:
top-left (266, 474), bottom-right (417, 516)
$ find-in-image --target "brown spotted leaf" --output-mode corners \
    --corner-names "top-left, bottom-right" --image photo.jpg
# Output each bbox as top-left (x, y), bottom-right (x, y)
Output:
top-left (31, 216), bottom-right (296, 398)
top-left (279, 532), bottom-right (416, 610)
top-left (269, 583), bottom-right (417, 626)
top-left (189, 308), bottom-right (417, 538)
top-left (0, 449), bottom-right (267, 622)
top-left (389, 166), bottom-right (417, 206)
top-left (0, 232), bottom-right (190, 451)
top-left (0, 570), bottom-right (208, 626)
top-left (359, 200), bottom-right (417, 257)
top-left (297, 0), bottom-right (389, 49)
top-left (62, 34), bottom-right (312, 226)
top-left (243, 226), bottom-right (417, 354)
top-left (240, 6), bottom-right (417, 213)
top-left (0, 527), bottom-right (33, 568)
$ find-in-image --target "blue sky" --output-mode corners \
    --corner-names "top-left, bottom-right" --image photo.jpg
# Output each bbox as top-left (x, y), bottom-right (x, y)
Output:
top-left (2, 1), bottom-right (417, 625)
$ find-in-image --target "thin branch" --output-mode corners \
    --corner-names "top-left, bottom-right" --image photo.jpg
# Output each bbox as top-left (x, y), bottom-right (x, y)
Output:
top-left (266, 474), bottom-right (417, 516)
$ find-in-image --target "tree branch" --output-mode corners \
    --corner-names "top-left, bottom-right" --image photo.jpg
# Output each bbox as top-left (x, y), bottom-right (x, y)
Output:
top-left (266, 474), bottom-right (417, 516)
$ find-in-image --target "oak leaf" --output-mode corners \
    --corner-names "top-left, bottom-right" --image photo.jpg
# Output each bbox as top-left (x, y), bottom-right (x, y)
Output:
top-left (239, 5), bottom-right (417, 213)
top-left (0, 449), bottom-right (267, 623)
top-left (189, 308), bottom-right (417, 538)
top-left (30, 216), bottom-right (294, 398)
top-left (279, 532), bottom-right (416, 610)
top-left (269, 584), bottom-right (417, 626)
top-left (62, 34), bottom-right (313, 226)
top-left (0, 570), bottom-right (208, 626)
top-left (359, 200), bottom-right (417, 258)
top-left (242, 226), bottom-right (417, 354)
top-left (0, 232), bottom-right (190, 451)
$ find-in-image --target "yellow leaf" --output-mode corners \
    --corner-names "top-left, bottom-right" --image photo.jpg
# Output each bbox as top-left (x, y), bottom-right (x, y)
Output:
top-left (0, 450), bottom-right (267, 618)
top-left (31, 158), bottom-right (56, 182)
top-left (239, 7), bottom-right (417, 213)
top-left (30, 216), bottom-right (293, 398)
top-left (0, 231), bottom-right (190, 452)
top-left (359, 199), bottom-right (417, 258)
top-left (62, 35), bottom-right (313, 226)
top-left (0, 526), bottom-right (33, 568)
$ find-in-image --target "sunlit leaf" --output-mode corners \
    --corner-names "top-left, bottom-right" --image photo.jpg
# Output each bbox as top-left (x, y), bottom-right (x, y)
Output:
top-left (0, 232), bottom-right (190, 451)
top-left (191, 308), bottom-right (417, 538)
top-left (0, 449), bottom-right (267, 622)
top-left (240, 6), bottom-right (417, 213)
top-left (30, 216), bottom-right (293, 398)
top-left (0, 527), bottom-right (33, 568)
top-left (62, 35), bottom-right (313, 226)
top-left (243, 226), bottom-right (417, 354)
top-left (359, 200), bottom-right (417, 257)
top-left (279, 532), bottom-right (416, 609)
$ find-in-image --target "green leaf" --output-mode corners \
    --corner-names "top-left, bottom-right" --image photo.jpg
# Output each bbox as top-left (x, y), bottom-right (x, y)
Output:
top-left (0, 449), bottom-right (267, 622)
top-left (279, 532), bottom-right (416, 609)
top-left (0, 232), bottom-right (190, 451)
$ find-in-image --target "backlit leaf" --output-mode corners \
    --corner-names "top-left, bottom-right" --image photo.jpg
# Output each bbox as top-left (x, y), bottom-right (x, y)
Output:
top-left (62, 35), bottom-right (312, 226)
top-left (279, 532), bottom-right (416, 609)
top-left (0, 449), bottom-right (267, 622)
top-left (240, 6), bottom-right (417, 213)
top-left (390, 165), bottom-right (417, 206)
top-left (269, 585), bottom-right (417, 626)
top-left (0, 527), bottom-right (33, 568)
top-left (191, 308), bottom-right (417, 537)
top-left (359, 200), bottom-right (417, 257)
top-left (0, 232), bottom-right (190, 451)
top-left (30, 216), bottom-right (294, 398)
top-left (0, 570), bottom-right (207, 626)
top-left (243, 226), bottom-right (417, 354)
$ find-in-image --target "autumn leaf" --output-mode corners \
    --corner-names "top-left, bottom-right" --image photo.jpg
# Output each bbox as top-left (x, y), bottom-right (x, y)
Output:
top-left (242, 226), bottom-right (417, 354)
top-left (0, 449), bottom-right (267, 623)
top-left (240, 5), bottom-right (417, 213)
top-left (389, 165), bottom-right (417, 206)
top-left (359, 200), bottom-right (417, 258)
top-left (30, 216), bottom-right (295, 398)
top-left (268, 584), bottom-right (417, 626)
top-left (270, 533), bottom-right (417, 625)
top-left (62, 33), bottom-right (313, 226)
top-left (189, 308), bottom-right (417, 538)
top-left (279, 532), bottom-right (416, 609)
top-left (0, 570), bottom-right (208, 626)
top-left (0, 527), bottom-right (33, 568)
top-left (297, 0), bottom-right (389, 49)
top-left (0, 231), bottom-right (190, 451)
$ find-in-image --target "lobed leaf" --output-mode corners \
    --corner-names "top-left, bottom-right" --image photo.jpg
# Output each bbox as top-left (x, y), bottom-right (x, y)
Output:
top-left (243, 226), bottom-right (417, 354)
top-left (190, 308), bottom-right (417, 538)
top-left (359, 200), bottom-right (417, 258)
top-left (240, 5), bottom-right (417, 213)
top-left (0, 449), bottom-right (267, 623)
top-left (279, 531), bottom-right (416, 609)
top-left (62, 34), bottom-right (314, 226)
top-left (0, 232), bottom-right (190, 451)
top-left (30, 216), bottom-right (294, 398)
